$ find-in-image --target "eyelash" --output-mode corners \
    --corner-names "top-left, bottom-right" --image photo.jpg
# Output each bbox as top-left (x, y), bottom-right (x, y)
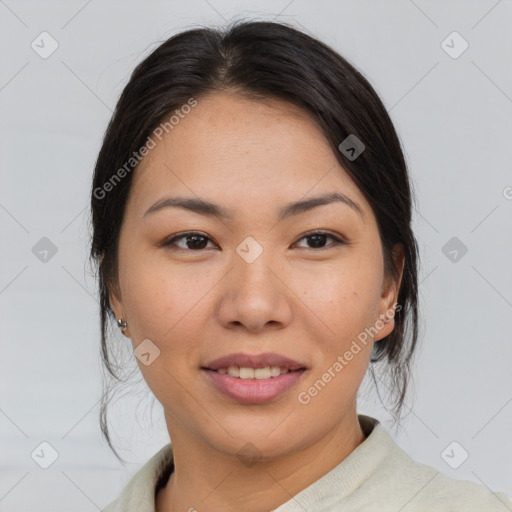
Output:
top-left (161, 230), bottom-right (346, 252)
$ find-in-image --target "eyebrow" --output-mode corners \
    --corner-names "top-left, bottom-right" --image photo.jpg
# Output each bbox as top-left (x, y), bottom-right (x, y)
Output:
top-left (143, 191), bottom-right (364, 221)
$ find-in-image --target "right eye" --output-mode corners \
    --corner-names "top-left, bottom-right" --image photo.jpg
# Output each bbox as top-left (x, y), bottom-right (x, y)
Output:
top-left (161, 231), bottom-right (218, 251)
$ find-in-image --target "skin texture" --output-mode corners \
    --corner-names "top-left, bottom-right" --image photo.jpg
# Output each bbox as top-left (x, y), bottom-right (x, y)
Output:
top-left (109, 92), bottom-right (404, 512)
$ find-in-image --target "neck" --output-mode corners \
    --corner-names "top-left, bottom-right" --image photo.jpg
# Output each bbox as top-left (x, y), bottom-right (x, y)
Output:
top-left (156, 410), bottom-right (367, 512)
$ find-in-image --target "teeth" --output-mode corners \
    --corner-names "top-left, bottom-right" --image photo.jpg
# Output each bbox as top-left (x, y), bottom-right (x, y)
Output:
top-left (270, 366), bottom-right (281, 377)
top-left (240, 367), bottom-right (255, 379)
top-left (254, 367), bottom-right (271, 379)
top-left (217, 365), bottom-right (293, 379)
top-left (227, 366), bottom-right (240, 378)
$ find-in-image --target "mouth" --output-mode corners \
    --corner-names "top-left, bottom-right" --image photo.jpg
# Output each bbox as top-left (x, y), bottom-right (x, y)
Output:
top-left (201, 352), bottom-right (308, 404)
top-left (211, 365), bottom-right (299, 379)
top-left (204, 352), bottom-right (306, 372)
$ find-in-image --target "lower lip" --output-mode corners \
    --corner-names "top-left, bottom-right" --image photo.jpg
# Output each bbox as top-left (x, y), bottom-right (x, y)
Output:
top-left (203, 369), bottom-right (306, 404)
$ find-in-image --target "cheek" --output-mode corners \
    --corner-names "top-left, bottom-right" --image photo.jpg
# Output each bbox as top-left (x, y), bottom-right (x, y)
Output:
top-left (288, 255), bottom-right (382, 409)
top-left (119, 253), bottom-right (219, 358)
top-left (118, 259), bottom-right (209, 407)
top-left (294, 269), bottom-right (378, 412)
top-left (289, 255), bottom-right (383, 345)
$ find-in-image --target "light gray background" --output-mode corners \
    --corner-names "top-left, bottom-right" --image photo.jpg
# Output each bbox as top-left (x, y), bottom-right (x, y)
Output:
top-left (1, 0), bottom-right (511, 510)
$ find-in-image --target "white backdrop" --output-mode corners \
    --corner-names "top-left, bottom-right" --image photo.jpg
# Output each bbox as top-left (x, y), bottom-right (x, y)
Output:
top-left (1, 0), bottom-right (511, 510)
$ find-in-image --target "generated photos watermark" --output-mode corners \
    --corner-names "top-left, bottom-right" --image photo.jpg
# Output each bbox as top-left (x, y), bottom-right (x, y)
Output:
top-left (93, 97), bottom-right (198, 200)
top-left (297, 302), bottom-right (402, 405)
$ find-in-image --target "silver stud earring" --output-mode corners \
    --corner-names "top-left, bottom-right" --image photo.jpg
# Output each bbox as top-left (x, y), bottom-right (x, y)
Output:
top-left (117, 318), bottom-right (128, 333)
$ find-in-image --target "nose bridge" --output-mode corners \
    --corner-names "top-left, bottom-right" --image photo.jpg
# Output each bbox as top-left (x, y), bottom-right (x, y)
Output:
top-left (233, 236), bottom-right (279, 300)
top-left (215, 235), bottom-right (292, 331)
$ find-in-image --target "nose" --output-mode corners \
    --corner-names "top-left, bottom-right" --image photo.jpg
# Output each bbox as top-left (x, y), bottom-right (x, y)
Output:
top-left (215, 248), bottom-right (293, 333)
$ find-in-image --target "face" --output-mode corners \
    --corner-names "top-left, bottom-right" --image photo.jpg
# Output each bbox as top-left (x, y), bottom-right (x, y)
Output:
top-left (109, 92), bottom-right (403, 459)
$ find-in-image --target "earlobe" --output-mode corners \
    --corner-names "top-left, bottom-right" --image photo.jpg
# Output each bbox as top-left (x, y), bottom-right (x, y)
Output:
top-left (108, 286), bottom-right (129, 337)
top-left (116, 318), bottom-right (129, 334)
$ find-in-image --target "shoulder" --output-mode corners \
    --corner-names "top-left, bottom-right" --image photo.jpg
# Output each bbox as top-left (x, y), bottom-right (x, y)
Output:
top-left (421, 470), bottom-right (512, 511)
top-left (272, 416), bottom-right (511, 512)
top-left (102, 444), bottom-right (174, 512)
top-left (367, 425), bottom-right (512, 511)
top-left (393, 459), bottom-right (512, 511)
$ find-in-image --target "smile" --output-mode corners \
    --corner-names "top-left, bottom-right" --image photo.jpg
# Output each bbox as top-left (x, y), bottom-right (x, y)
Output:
top-left (216, 366), bottom-right (291, 379)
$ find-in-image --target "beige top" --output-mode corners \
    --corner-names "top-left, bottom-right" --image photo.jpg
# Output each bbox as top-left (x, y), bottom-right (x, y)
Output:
top-left (102, 414), bottom-right (512, 511)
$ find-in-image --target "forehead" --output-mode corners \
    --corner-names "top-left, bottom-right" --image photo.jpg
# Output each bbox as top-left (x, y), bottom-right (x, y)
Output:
top-left (129, 92), bottom-right (370, 218)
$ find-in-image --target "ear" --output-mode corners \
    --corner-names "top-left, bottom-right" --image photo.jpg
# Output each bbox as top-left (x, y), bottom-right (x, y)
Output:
top-left (374, 243), bottom-right (405, 342)
top-left (108, 282), bottom-right (130, 338)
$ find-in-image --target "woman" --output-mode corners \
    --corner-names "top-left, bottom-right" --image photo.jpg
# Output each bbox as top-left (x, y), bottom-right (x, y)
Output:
top-left (91, 20), bottom-right (512, 512)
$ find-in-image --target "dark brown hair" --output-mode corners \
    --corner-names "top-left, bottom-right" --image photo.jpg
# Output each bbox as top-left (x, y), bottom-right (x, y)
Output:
top-left (89, 19), bottom-right (420, 462)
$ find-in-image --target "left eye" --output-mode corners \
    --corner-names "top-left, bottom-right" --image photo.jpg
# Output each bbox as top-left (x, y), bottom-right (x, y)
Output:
top-left (161, 230), bottom-right (345, 251)
top-left (294, 231), bottom-right (345, 249)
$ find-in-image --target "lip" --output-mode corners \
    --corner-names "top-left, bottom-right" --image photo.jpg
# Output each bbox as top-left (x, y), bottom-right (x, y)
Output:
top-left (204, 352), bottom-right (306, 371)
top-left (203, 368), bottom-right (307, 404)
top-left (202, 352), bottom-right (308, 405)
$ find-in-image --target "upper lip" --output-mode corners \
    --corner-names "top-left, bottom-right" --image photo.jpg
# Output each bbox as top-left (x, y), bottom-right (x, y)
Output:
top-left (203, 352), bottom-right (306, 371)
